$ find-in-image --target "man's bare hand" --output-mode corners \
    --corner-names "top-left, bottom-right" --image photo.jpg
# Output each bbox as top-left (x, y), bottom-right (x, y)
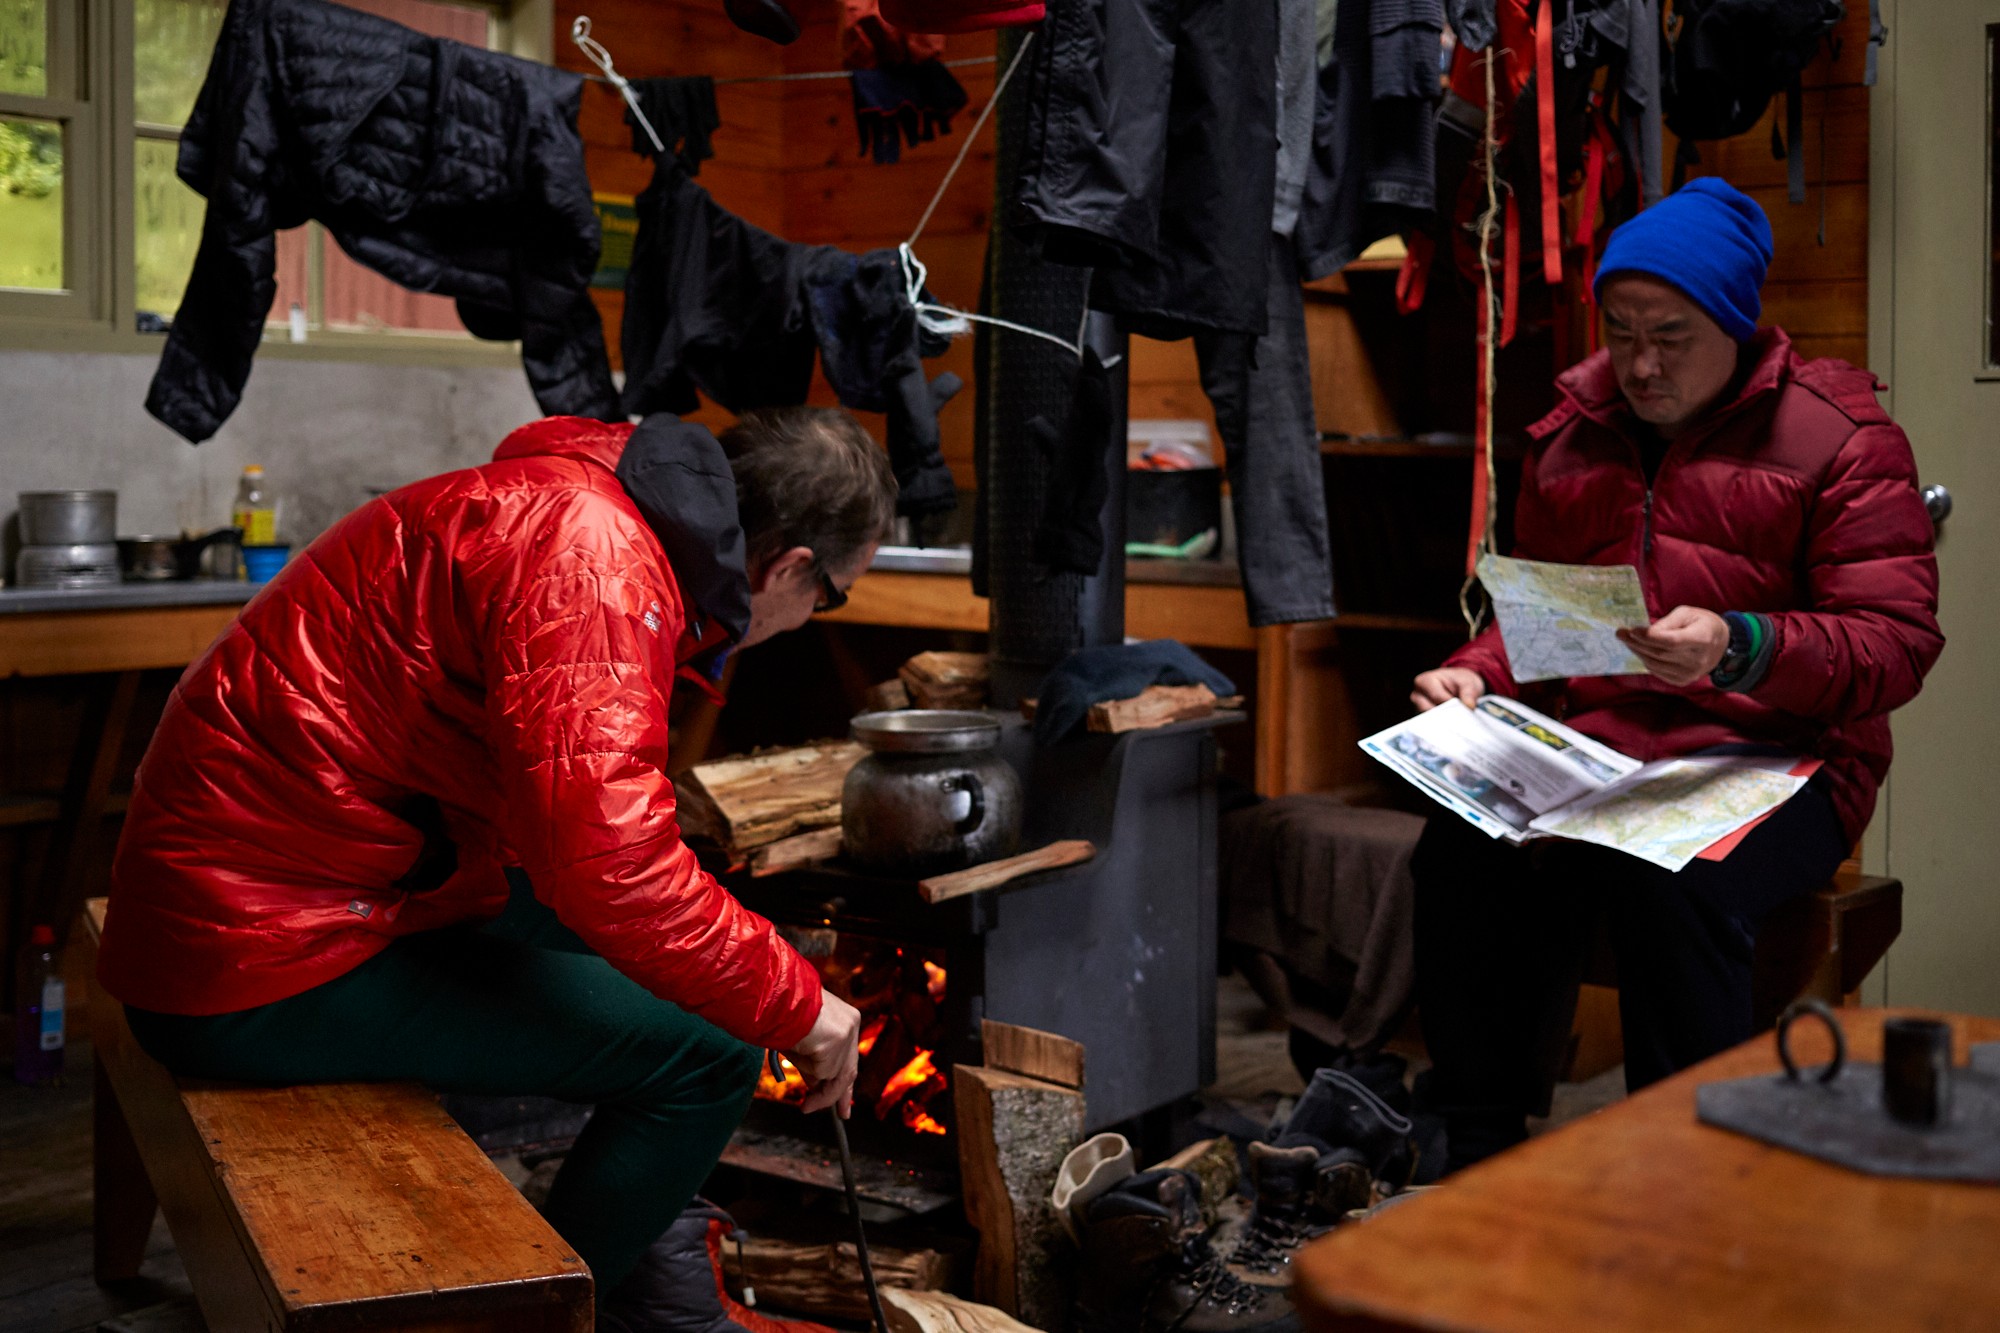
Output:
top-left (1617, 605), bottom-right (1730, 687)
top-left (1411, 666), bottom-right (1486, 712)
top-left (789, 991), bottom-right (861, 1117)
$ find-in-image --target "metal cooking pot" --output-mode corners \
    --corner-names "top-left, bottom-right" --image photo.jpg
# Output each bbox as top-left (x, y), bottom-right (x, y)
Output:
top-left (118, 527), bottom-right (244, 581)
top-left (19, 490), bottom-right (117, 546)
top-left (842, 710), bottom-right (1022, 879)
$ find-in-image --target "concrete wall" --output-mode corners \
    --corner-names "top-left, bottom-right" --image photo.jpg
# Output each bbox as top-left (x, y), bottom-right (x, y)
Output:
top-left (1, 350), bottom-right (544, 562)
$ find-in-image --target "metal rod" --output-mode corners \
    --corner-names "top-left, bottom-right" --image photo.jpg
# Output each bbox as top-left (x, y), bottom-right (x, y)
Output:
top-left (831, 1113), bottom-right (891, 1333)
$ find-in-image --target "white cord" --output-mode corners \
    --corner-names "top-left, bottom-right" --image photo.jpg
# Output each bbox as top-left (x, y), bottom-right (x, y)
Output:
top-left (571, 16), bottom-right (667, 156)
top-left (896, 33), bottom-right (1119, 368)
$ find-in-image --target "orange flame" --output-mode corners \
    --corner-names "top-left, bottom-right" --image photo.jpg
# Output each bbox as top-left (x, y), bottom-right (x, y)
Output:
top-left (756, 1053), bottom-right (808, 1103)
top-left (924, 960), bottom-right (947, 1003)
top-left (901, 1101), bottom-right (948, 1135)
top-left (876, 1048), bottom-right (941, 1120)
top-left (858, 1016), bottom-right (886, 1058)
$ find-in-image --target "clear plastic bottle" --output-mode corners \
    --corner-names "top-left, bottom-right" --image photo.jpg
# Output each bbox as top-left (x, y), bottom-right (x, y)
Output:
top-left (232, 465), bottom-right (278, 545)
top-left (12, 925), bottom-right (65, 1086)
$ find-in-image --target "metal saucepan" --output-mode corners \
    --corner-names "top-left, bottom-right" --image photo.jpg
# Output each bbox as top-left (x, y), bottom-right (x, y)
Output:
top-left (117, 527), bottom-right (244, 581)
top-left (19, 490), bottom-right (117, 546)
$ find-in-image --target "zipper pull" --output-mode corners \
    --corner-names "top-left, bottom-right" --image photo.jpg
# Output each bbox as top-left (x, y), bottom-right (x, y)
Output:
top-left (1642, 490), bottom-right (1655, 558)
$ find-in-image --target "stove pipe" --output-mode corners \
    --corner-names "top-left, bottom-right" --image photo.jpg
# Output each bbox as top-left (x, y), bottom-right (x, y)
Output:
top-left (979, 26), bottom-right (1130, 709)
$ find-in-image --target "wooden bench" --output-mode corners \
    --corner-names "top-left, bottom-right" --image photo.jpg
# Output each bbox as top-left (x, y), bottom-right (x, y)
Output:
top-left (79, 898), bottom-right (594, 1332)
top-left (1566, 868), bottom-right (1904, 1081)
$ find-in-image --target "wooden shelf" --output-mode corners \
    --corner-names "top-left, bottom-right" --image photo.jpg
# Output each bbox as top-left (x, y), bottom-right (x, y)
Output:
top-left (1330, 613), bottom-right (1466, 634)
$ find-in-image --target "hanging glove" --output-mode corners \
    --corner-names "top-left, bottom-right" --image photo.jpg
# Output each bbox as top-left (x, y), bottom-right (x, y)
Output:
top-left (885, 369), bottom-right (961, 518)
top-left (850, 61), bottom-right (969, 165)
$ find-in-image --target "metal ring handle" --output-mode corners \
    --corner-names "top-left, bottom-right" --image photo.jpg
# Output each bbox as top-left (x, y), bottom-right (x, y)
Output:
top-left (1777, 998), bottom-right (1846, 1084)
top-left (943, 773), bottom-right (986, 836)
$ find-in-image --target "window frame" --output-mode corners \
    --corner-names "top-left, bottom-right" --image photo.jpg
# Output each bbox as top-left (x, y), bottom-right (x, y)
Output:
top-left (0, 0), bottom-right (552, 366)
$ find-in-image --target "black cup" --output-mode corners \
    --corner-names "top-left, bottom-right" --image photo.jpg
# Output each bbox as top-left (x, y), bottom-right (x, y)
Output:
top-left (1882, 1017), bottom-right (1953, 1126)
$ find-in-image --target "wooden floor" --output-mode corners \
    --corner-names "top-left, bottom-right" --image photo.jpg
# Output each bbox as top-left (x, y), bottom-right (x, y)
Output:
top-left (2, 978), bottom-right (1623, 1332)
top-left (0, 1037), bottom-right (197, 1333)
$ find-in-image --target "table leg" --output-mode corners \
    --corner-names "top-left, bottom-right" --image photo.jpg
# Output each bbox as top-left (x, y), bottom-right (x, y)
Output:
top-left (38, 670), bottom-right (140, 945)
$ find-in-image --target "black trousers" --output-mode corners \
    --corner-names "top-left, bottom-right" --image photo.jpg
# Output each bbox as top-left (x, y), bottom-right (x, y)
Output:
top-left (1410, 775), bottom-right (1849, 1168)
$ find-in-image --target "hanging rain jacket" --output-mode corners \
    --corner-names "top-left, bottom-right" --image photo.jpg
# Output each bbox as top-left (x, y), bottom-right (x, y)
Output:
top-left (145, 0), bottom-right (621, 444)
top-left (1445, 331), bottom-right (1944, 845)
top-left (98, 415), bottom-right (823, 1051)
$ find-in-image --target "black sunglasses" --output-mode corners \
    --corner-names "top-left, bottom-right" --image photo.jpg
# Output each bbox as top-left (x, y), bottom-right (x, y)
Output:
top-left (813, 567), bottom-right (849, 613)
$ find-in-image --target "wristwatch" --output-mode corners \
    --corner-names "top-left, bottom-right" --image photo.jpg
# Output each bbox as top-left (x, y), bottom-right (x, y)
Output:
top-left (1710, 611), bottom-right (1756, 689)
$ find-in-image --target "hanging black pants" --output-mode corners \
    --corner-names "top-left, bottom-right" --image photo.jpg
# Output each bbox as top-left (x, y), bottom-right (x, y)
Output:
top-left (1410, 772), bottom-right (1849, 1170)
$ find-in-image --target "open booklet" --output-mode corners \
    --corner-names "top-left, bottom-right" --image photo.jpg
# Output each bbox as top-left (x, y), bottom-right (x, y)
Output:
top-left (1360, 696), bottom-right (1820, 872)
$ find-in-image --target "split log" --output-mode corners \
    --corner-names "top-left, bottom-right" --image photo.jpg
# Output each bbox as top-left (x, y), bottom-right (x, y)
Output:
top-left (675, 740), bottom-right (865, 860)
top-left (918, 841), bottom-right (1096, 904)
top-left (865, 678), bottom-right (913, 713)
top-left (953, 1063), bottom-right (1085, 1330)
top-left (981, 1020), bottom-right (1084, 1091)
top-left (1086, 684), bottom-right (1220, 734)
top-left (900, 651), bottom-right (990, 710)
top-left (883, 1288), bottom-right (1043, 1333)
top-left (722, 1236), bottom-right (953, 1324)
top-left (748, 826), bottom-right (845, 878)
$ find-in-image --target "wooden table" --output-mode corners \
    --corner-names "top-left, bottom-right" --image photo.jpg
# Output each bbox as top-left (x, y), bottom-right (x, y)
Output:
top-left (1296, 1007), bottom-right (2000, 1332)
top-left (0, 583), bottom-right (250, 941)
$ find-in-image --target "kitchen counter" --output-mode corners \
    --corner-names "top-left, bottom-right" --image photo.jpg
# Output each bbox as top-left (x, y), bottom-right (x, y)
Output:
top-left (0, 579), bottom-right (257, 615)
top-left (870, 545), bottom-right (1241, 588)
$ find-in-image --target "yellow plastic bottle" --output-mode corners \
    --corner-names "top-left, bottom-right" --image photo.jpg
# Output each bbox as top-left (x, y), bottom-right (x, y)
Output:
top-left (232, 465), bottom-right (278, 546)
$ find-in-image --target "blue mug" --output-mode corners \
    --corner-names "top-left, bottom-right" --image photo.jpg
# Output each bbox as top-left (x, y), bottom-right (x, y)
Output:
top-left (242, 544), bottom-right (291, 582)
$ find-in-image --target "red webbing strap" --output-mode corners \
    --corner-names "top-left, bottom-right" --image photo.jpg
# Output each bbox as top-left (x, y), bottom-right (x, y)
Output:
top-left (1535, 0), bottom-right (1561, 287)
top-left (1501, 191), bottom-right (1521, 347)
top-left (1576, 113), bottom-right (1610, 354)
top-left (1467, 287), bottom-right (1493, 576)
top-left (1396, 230), bottom-right (1435, 315)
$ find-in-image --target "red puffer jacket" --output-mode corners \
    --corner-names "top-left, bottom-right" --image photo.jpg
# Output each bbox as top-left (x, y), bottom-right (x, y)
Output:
top-left (1447, 330), bottom-right (1943, 845)
top-left (98, 416), bottom-right (823, 1049)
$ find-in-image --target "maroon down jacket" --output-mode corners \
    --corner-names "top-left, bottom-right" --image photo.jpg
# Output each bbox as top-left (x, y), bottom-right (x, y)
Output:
top-left (1447, 329), bottom-right (1943, 845)
top-left (97, 417), bottom-right (822, 1048)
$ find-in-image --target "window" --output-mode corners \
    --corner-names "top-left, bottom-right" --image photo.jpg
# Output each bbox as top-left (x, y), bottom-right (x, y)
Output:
top-left (2, 0), bottom-right (549, 351)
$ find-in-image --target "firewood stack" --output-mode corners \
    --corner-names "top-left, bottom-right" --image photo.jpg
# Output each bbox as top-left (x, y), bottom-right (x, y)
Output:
top-left (900, 652), bottom-right (991, 710)
top-left (674, 740), bottom-right (865, 874)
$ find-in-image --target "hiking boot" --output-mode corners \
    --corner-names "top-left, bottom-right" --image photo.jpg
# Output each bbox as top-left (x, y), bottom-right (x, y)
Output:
top-left (1073, 1169), bottom-right (1298, 1333)
top-left (1226, 1139), bottom-right (1373, 1286)
top-left (597, 1199), bottom-right (834, 1333)
top-left (1285, 1068), bottom-right (1416, 1182)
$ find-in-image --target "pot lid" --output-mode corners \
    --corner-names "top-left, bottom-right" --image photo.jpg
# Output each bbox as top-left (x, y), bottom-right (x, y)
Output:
top-left (851, 709), bottom-right (1002, 754)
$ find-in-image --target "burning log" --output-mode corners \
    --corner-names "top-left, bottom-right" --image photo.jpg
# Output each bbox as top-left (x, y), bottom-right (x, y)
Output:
top-left (721, 1236), bottom-right (955, 1323)
top-left (883, 1289), bottom-right (1042, 1333)
top-left (676, 740), bottom-right (865, 862)
top-left (952, 1054), bottom-right (1085, 1329)
top-left (900, 651), bottom-right (990, 709)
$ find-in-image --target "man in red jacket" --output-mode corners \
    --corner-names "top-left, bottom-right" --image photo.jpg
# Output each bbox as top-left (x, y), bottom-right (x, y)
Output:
top-left (1406, 179), bottom-right (1942, 1170)
top-left (98, 406), bottom-right (894, 1299)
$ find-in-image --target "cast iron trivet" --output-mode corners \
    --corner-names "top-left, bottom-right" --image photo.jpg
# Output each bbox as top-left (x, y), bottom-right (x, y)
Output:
top-left (1697, 1002), bottom-right (2000, 1182)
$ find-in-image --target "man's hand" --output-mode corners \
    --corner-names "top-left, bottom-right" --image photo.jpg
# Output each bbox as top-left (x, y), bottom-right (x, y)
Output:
top-left (1617, 606), bottom-right (1729, 687)
top-left (1411, 666), bottom-right (1486, 712)
top-left (789, 991), bottom-right (861, 1117)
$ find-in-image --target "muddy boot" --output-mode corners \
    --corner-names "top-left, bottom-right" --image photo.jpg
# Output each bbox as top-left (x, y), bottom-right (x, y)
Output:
top-left (1227, 1138), bottom-right (1373, 1286)
top-left (597, 1199), bottom-right (834, 1333)
top-left (1073, 1169), bottom-right (1299, 1333)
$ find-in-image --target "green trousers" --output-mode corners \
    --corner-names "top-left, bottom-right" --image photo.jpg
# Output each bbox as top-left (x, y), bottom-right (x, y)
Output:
top-left (125, 873), bottom-right (763, 1290)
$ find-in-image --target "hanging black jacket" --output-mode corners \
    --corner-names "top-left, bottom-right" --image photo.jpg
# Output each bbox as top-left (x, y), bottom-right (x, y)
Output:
top-left (620, 163), bottom-right (958, 516)
top-left (145, 0), bottom-right (621, 444)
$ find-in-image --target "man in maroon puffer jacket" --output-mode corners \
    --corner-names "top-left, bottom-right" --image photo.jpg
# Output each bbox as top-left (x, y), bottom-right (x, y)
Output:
top-left (1407, 179), bottom-right (1943, 1170)
top-left (99, 406), bottom-right (890, 1302)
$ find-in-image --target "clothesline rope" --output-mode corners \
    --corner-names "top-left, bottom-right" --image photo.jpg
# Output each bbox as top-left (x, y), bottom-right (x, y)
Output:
top-left (570, 16), bottom-right (667, 155)
top-left (898, 33), bottom-right (1115, 367)
top-left (577, 56), bottom-right (998, 88)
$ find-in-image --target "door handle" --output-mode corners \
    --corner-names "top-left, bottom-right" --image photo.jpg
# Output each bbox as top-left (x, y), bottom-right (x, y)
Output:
top-left (1923, 484), bottom-right (1953, 531)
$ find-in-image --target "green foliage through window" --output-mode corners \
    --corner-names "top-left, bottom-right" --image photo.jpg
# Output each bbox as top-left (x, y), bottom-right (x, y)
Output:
top-left (0, 0), bottom-right (47, 97)
top-left (0, 117), bottom-right (61, 289)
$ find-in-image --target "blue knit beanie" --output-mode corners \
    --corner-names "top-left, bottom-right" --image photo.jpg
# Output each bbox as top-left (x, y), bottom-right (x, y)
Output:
top-left (1592, 177), bottom-right (1774, 342)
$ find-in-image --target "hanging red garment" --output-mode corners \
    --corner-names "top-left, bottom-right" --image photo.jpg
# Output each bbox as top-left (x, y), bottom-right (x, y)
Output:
top-left (841, 0), bottom-right (946, 67)
top-left (878, 0), bottom-right (1043, 33)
